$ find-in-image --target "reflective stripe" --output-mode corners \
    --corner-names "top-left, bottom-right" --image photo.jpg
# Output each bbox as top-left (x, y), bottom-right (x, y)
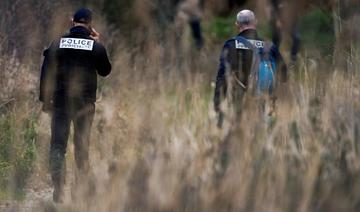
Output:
top-left (235, 39), bottom-right (264, 49)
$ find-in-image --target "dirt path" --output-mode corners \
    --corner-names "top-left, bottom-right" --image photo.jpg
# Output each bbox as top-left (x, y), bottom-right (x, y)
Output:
top-left (0, 185), bottom-right (52, 212)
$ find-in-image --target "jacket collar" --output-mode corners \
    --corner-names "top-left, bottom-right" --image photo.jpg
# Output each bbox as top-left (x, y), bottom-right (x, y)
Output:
top-left (238, 29), bottom-right (258, 38)
top-left (69, 26), bottom-right (91, 37)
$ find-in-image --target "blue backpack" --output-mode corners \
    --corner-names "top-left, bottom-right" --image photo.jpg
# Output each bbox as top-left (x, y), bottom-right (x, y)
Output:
top-left (234, 36), bottom-right (277, 95)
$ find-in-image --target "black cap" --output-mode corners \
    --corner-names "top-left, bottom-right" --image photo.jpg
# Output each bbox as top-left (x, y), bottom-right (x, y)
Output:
top-left (73, 8), bottom-right (92, 24)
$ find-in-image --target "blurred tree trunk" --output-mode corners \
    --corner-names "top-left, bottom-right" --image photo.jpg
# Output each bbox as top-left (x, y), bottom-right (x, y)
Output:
top-left (205, 0), bottom-right (247, 16)
top-left (333, 0), bottom-right (360, 72)
top-left (153, 0), bottom-right (180, 28)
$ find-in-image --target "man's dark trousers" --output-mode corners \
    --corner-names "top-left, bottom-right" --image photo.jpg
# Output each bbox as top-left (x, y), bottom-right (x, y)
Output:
top-left (49, 98), bottom-right (95, 197)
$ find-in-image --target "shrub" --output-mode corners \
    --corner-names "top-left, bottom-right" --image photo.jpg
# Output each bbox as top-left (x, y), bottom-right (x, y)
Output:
top-left (0, 108), bottom-right (37, 200)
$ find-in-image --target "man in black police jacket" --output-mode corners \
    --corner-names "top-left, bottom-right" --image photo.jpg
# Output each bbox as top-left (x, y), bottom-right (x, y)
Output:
top-left (214, 9), bottom-right (287, 127)
top-left (39, 8), bottom-right (111, 202)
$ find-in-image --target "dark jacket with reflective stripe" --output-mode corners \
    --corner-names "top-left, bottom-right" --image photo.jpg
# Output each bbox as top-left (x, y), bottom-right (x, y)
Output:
top-left (39, 26), bottom-right (111, 106)
top-left (213, 29), bottom-right (287, 112)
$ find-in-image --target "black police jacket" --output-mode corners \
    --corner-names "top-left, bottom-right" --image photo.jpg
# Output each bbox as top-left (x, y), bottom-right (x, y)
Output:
top-left (39, 26), bottom-right (111, 106)
top-left (213, 29), bottom-right (287, 112)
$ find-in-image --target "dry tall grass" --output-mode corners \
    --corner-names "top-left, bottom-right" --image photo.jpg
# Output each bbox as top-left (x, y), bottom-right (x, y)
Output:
top-left (29, 40), bottom-right (360, 212)
top-left (1, 1), bottom-right (360, 212)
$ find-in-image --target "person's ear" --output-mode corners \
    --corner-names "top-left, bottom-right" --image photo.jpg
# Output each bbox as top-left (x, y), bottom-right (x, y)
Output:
top-left (235, 21), bottom-right (241, 30)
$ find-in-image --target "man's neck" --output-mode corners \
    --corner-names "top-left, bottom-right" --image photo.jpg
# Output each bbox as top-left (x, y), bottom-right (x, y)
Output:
top-left (239, 26), bottom-right (256, 33)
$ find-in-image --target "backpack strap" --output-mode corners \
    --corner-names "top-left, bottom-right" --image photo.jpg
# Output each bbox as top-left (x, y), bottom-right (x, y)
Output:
top-left (259, 41), bottom-right (274, 58)
top-left (234, 36), bottom-right (261, 93)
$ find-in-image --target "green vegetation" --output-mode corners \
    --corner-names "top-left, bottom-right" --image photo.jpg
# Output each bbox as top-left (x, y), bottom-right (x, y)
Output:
top-left (207, 8), bottom-right (335, 58)
top-left (299, 9), bottom-right (335, 56)
top-left (208, 14), bottom-right (238, 40)
top-left (0, 108), bottom-right (37, 200)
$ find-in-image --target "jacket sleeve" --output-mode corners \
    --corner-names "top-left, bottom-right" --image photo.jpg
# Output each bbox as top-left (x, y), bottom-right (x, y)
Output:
top-left (39, 43), bottom-right (56, 103)
top-left (271, 44), bottom-right (288, 82)
top-left (94, 44), bottom-right (112, 77)
top-left (214, 42), bottom-right (230, 112)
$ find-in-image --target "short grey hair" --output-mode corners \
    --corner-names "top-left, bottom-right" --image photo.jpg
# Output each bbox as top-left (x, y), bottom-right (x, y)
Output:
top-left (236, 9), bottom-right (256, 25)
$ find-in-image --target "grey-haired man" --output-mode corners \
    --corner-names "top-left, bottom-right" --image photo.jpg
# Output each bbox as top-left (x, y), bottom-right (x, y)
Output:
top-left (213, 10), bottom-right (287, 127)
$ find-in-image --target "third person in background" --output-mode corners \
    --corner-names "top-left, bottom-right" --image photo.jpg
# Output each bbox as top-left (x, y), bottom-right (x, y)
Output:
top-left (176, 0), bottom-right (204, 49)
